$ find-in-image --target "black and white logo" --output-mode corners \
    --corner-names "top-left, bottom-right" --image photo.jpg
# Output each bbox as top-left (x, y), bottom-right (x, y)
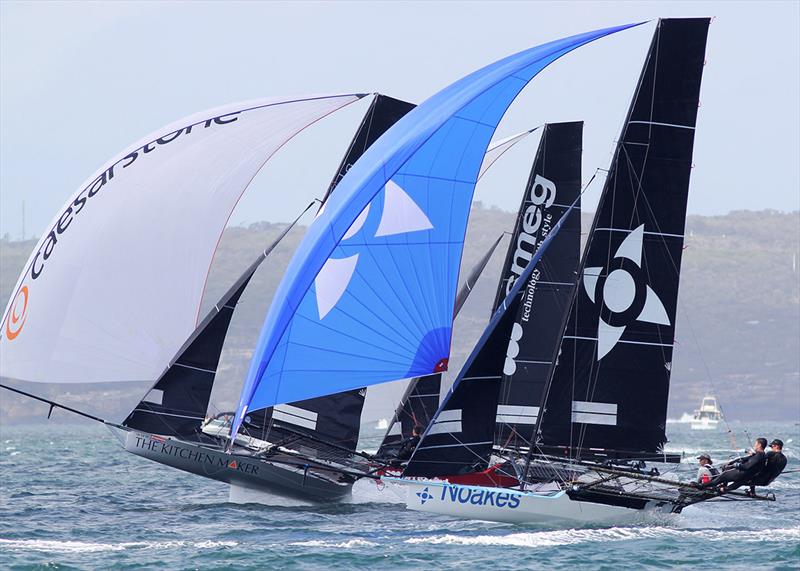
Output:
top-left (582, 224), bottom-right (670, 360)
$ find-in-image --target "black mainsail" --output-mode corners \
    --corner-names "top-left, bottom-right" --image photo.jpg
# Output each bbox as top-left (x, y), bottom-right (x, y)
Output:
top-left (493, 122), bottom-right (583, 449)
top-left (538, 18), bottom-right (710, 462)
top-left (403, 123), bottom-right (583, 477)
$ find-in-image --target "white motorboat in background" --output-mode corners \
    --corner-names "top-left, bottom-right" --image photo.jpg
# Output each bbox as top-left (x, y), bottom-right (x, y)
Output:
top-left (691, 396), bottom-right (724, 430)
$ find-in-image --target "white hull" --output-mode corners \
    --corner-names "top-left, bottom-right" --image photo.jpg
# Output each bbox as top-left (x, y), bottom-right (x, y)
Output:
top-left (691, 418), bottom-right (719, 430)
top-left (384, 478), bottom-right (675, 526)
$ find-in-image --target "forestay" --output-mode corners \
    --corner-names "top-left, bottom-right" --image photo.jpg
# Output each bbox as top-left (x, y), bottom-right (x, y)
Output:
top-left (234, 23), bottom-right (640, 438)
top-left (0, 94), bottom-right (365, 384)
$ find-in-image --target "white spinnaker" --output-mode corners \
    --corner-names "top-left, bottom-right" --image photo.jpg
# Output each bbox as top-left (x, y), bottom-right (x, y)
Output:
top-left (478, 127), bottom-right (539, 180)
top-left (0, 94), bottom-right (364, 383)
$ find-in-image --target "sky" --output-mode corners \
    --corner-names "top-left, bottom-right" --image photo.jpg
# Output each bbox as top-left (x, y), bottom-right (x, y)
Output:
top-left (0, 1), bottom-right (798, 240)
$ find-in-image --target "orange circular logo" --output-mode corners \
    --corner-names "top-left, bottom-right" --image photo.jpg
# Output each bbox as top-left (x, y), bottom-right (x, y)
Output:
top-left (5, 286), bottom-right (29, 340)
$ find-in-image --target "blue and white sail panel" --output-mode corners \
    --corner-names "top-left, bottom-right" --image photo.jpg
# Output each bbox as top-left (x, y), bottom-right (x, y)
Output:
top-left (235, 23), bottom-right (640, 432)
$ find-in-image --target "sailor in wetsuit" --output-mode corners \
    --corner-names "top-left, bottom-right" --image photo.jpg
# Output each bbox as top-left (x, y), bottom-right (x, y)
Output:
top-left (696, 454), bottom-right (719, 484)
top-left (747, 438), bottom-right (788, 496)
top-left (701, 437), bottom-right (767, 492)
top-left (396, 425), bottom-right (423, 461)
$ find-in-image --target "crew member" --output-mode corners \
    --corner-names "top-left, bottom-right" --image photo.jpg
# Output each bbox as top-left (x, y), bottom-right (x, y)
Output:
top-left (396, 425), bottom-right (423, 461)
top-left (696, 454), bottom-right (719, 484)
top-left (747, 438), bottom-right (788, 496)
top-left (701, 437), bottom-right (767, 492)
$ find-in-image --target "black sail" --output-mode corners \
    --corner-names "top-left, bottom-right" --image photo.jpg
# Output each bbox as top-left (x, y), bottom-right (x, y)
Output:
top-left (322, 94), bottom-right (416, 204)
top-left (539, 19), bottom-right (710, 461)
top-left (404, 123), bottom-right (582, 478)
top-left (492, 122), bottom-right (583, 448)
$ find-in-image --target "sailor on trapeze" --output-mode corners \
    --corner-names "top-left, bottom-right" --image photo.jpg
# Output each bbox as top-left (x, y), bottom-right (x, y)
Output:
top-left (745, 438), bottom-right (787, 496)
top-left (700, 437), bottom-right (787, 494)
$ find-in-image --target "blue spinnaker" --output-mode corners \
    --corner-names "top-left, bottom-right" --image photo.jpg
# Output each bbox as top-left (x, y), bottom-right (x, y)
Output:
top-left (233, 23), bottom-right (641, 438)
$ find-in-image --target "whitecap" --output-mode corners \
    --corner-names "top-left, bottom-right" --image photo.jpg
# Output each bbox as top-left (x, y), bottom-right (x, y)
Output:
top-left (0, 538), bottom-right (238, 553)
top-left (289, 539), bottom-right (378, 549)
top-left (405, 526), bottom-right (800, 548)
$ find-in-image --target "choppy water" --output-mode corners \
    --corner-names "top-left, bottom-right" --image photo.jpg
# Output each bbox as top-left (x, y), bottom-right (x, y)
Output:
top-left (1, 421), bottom-right (798, 569)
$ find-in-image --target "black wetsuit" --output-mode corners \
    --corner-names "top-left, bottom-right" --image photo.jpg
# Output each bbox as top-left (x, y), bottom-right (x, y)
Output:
top-left (748, 450), bottom-right (787, 490)
top-left (396, 435), bottom-right (421, 461)
top-left (703, 451), bottom-right (766, 491)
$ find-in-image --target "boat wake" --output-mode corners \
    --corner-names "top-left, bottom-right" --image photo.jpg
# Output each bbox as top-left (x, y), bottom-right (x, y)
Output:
top-left (405, 526), bottom-right (800, 548)
top-left (288, 539), bottom-right (379, 549)
top-left (0, 538), bottom-right (238, 554)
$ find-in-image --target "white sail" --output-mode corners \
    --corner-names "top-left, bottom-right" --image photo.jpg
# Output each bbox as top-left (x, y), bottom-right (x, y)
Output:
top-left (478, 127), bottom-right (538, 180)
top-left (1, 94), bottom-right (364, 383)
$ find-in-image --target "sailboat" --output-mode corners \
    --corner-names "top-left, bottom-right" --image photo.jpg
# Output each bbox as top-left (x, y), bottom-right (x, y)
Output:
top-left (2, 21), bottom-right (640, 503)
top-left (386, 18), bottom-right (777, 524)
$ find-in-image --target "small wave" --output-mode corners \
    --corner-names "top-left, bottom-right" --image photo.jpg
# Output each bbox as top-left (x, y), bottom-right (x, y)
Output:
top-left (406, 527), bottom-right (800, 548)
top-left (0, 538), bottom-right (238, 554)
top-left (289, 539), bottom-right (378, 549)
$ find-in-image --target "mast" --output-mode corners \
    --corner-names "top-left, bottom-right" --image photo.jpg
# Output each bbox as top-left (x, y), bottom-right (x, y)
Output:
top-left (536, 18), bottom-right (710, 463)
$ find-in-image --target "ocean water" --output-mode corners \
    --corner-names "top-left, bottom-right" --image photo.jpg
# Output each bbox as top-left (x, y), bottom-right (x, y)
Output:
top-left (0, 421), bottom-right (797, 570)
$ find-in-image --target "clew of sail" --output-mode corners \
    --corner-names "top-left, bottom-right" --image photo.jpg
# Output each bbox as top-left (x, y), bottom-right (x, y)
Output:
top-left (0, 94), bottom-right (366, 384)
top-left (232, 23), bottom-right (642, 440)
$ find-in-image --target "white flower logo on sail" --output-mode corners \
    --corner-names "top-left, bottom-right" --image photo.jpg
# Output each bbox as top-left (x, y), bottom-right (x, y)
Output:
top-left (315, 180), bottom-right (433, 319)
top-left (582, 224), bottom-right (670, 360)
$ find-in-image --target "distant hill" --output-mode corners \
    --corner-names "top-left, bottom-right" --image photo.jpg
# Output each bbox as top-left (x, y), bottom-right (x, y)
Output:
top-left (1, 208), bottom-right (798, 424)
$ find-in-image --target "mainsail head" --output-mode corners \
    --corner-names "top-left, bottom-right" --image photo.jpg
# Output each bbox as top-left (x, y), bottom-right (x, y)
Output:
top-left (0, 94), bottom-right (365, 384)
top-left (232, 24), bottom-right (641, 440)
